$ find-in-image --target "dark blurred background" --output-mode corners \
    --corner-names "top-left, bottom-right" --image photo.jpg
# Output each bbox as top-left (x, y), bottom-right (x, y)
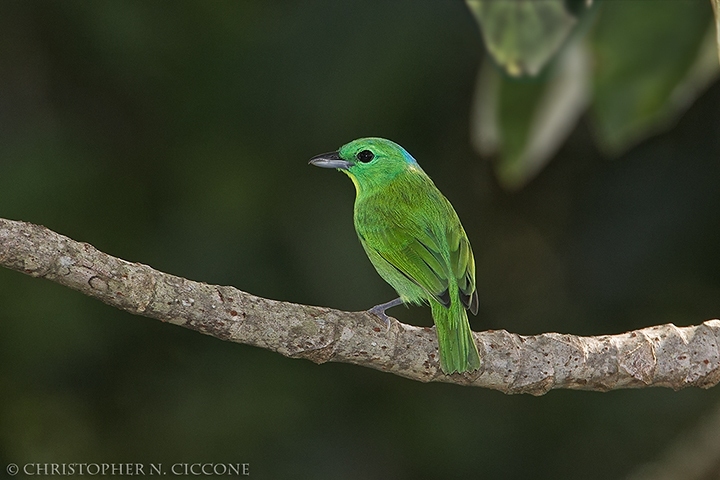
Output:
top-left (1, 1), bottom-right (720, 479)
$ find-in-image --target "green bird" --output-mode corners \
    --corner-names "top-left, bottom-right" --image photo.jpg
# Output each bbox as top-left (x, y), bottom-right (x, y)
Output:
top-left (309, 138), bottom-right (481, 374)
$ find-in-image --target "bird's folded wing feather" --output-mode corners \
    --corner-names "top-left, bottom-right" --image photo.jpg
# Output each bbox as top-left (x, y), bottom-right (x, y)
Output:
top-left (361, 218), bottom-right (478, 313)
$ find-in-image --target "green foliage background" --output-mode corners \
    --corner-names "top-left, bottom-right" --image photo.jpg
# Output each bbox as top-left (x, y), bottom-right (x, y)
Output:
top-left (1, 1), bottom-right (720, 478)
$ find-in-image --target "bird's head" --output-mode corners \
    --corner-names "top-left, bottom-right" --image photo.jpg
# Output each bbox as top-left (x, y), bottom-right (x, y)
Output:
top-left (309, 137), bottom-right (422, 192)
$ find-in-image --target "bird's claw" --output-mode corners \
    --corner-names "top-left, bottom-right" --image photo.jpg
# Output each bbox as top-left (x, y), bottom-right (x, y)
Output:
top-left (368, 305), bottom-right (392, 330)
top-left (367, 297), bottom-right (403, 331)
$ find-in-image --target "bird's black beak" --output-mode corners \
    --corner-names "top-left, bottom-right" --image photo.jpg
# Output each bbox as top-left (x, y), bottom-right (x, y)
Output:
top-left (308, 151), bottom-right (353, 170)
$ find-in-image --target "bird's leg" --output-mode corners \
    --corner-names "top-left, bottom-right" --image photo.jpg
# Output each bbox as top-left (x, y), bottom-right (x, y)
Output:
top-left (368, 297), bottom-right (404, 328)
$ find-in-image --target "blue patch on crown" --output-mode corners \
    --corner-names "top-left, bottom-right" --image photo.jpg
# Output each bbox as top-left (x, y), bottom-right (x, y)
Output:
top-left (399, 147), bottom-right (419, 166)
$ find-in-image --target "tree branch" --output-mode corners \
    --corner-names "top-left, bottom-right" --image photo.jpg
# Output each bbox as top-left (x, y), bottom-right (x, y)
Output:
top-left (1, 217), bottom-right (719, 394)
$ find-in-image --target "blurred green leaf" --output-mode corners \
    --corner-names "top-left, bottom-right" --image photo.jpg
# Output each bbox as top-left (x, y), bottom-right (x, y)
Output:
top-left (471, 41), bottom-right (590, 190)
top-left (713, 0), bottom-right (720, 64)
top-left (466, 0), bottom-right (585, 77)
top-left (590, 1), bottom-right (716, 154)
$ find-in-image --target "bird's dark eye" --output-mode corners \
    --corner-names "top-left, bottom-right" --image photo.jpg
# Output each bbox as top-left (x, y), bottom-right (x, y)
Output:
top-left (356, 150), bottom-right (375, 163)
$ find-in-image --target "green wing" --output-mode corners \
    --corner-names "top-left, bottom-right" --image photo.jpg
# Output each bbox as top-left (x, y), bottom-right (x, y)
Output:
top-left (357, 205), bottom-right (478, 314)
top-left (446, 224), bottom-right (479, 315)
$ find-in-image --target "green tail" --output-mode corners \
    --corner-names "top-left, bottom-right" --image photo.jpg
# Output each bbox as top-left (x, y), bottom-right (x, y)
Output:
top-left (431, 299), bottom-right (481, 374)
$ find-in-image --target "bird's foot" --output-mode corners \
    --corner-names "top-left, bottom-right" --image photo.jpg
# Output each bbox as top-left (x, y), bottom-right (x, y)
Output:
top-left (368, 305), bottom-right (392, 329)
top-left (367, 297), bottom-right (404, 330)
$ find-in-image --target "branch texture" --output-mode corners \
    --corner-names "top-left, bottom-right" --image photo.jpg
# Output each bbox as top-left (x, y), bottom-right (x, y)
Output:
top-left (2, 218), bottom-right (719, 394)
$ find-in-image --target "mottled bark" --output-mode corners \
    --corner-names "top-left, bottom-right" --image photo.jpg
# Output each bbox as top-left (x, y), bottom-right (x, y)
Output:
top-left (2, 218), bottom-right (719, 394)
